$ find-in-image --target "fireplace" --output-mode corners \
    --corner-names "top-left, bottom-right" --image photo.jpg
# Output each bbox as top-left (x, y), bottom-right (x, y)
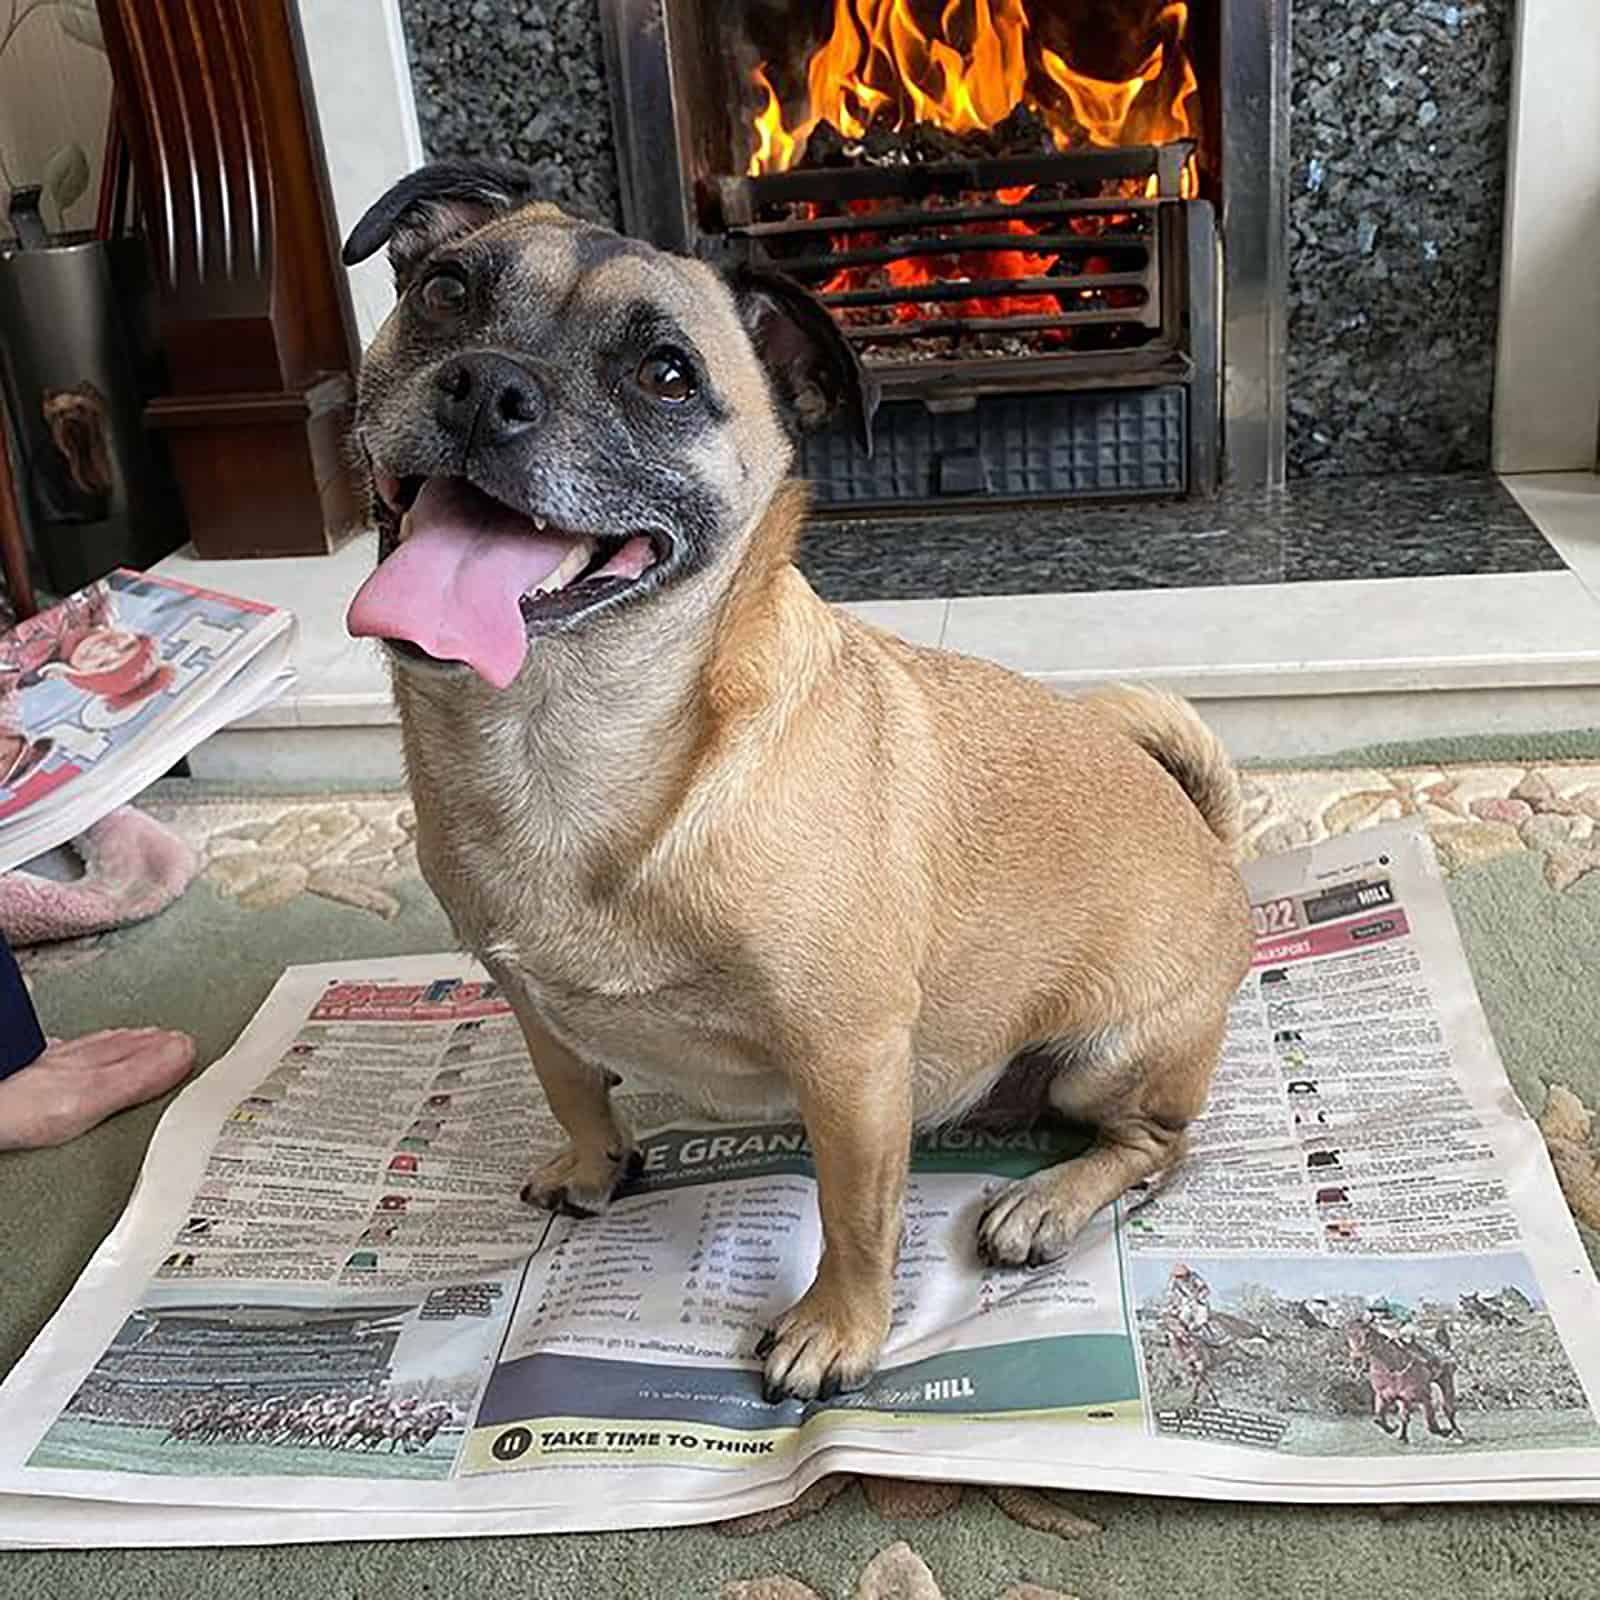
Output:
top-left (599, 0), bottom-right (1287, 510)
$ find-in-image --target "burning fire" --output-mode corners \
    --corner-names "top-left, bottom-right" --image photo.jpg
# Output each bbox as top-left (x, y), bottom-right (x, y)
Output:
top-left (746, 2), bottom-right (1198, 346)
top-left (747, 0), bottom-right (1199, 190)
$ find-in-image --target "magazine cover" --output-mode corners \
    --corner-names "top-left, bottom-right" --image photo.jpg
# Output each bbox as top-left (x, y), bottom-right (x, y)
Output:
top-left (0, 570), bottom-right (277, 825)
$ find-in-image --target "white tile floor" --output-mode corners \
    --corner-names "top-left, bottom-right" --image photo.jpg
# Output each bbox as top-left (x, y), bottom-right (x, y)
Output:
top-left (156, 473), bottom-right (1600, 779)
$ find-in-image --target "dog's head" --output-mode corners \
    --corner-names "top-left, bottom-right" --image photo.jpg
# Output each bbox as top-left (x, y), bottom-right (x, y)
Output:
top-left (42, 382), bottom-right (113, 497)
top-left (341, 160), bottom-right (876, 690)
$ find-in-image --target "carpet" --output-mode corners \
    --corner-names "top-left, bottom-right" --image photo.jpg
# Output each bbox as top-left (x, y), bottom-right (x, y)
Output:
top-left (5, 752), bottom-right (1600, 1599)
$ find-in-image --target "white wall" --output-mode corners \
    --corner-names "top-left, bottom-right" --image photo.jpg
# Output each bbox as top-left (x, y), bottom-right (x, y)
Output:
top-left (1492, 0), bottom-right (1600, 473)
top-left (0, 1), bottom-right (112, 241)
top-left (295, 0), bottom-right (425, 347)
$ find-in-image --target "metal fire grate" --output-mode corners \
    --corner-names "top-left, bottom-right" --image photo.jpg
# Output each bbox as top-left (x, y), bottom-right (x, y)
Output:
top-left (708, 142), bottom-right (1190, 387)
top-left (600, 0), bottom-right (1293, 493)
top-left (701, 140), bottom-right (1217, 506)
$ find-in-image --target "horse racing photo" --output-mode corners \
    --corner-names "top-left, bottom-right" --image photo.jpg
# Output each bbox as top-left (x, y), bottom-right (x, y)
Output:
top-left (1129, 1252), bottom-right (1600, 1457)
top-left (26, 1282), bottom-right (516, 1481)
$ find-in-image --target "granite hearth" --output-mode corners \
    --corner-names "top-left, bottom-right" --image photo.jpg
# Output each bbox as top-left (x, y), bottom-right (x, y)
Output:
top-left (798, 472), bottom-right (1566, 602)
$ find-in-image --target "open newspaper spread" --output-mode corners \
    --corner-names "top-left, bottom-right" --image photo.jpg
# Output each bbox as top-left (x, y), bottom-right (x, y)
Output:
top-left (2, 819), bottom-right (1597, 1548)
top-left (0, 570), bottom-right (294, 873)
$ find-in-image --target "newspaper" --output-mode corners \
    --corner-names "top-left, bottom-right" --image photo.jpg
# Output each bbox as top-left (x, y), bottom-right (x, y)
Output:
top-left (2, 819), bottom-right (1598, 1548)
top-left (0, 570), bottom-right (294, 873)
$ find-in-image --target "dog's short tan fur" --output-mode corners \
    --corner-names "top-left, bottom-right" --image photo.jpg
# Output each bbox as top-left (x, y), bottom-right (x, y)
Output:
top-left (344, 164), bottom-right (1253, 1402)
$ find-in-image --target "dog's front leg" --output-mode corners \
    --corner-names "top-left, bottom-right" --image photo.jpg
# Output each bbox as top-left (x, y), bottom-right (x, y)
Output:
top-left (505, 998), bottom-right (636, 1218)
top-left (758, 1034), bottom-right (913, 1403)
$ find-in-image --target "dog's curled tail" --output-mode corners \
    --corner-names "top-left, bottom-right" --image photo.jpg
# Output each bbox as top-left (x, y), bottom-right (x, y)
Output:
top-left (1084, 683), bottom-right (1243, 854)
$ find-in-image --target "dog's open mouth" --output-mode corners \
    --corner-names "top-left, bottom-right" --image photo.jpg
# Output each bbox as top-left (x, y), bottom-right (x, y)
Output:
top-left (347, 474), bottom-right (665, 688)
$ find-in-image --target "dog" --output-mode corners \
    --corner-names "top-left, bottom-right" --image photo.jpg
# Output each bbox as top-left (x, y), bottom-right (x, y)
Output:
top-left (42, 383), bottom-right (114, 498)
top-left (37, 382), bottom-right (114, 521)
top-left (340, 159), bottom-right (1253, 1404)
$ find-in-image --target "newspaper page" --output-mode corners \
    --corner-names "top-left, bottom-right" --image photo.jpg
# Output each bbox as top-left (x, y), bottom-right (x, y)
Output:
top-left (0, 569), bottom-right (294, 872)
top-left (2, 820), bottom-right (1597, 1548)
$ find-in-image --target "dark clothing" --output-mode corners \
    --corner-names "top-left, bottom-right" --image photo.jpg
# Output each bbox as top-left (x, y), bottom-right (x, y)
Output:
top-left (0, 929), bottom-right (46, 1077)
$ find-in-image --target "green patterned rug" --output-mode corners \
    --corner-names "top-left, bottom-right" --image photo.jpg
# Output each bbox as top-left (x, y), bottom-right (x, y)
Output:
top-left (4, 755), bottom-right (1600, 1600)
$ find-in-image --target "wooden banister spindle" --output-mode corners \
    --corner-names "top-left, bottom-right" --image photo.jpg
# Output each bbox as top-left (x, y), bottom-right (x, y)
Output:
top-left (95, 0), bottom-right (363, 558)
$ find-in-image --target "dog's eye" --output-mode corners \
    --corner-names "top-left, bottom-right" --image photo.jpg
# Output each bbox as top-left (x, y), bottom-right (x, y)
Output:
top-left (417, 269), bottom-right (468, 319)
top-left (636, 347), bottom-right (696, 404)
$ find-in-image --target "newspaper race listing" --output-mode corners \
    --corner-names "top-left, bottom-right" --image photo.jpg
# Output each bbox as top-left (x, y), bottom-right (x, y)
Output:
top-left (1, 820), bottom-right (1597, 1547)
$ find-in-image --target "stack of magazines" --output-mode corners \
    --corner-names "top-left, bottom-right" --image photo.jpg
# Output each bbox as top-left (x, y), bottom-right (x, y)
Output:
top-left (0, 569), bottom-right (294, 874)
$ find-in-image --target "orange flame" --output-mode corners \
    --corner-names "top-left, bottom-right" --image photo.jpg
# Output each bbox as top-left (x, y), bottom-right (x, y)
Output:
top-left (748, 65), bottom-right (799, 176)
top-left (748, 0), bottom-right (1198, 195)
top-left (1038, 43), bottom-right (1157, 149)
top-left (750, 2), bottom-right (1200, 338)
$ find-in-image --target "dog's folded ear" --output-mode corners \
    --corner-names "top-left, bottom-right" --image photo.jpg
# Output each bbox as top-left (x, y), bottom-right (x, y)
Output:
top-left (342, 160), bottom-right (543, 287)
top-left (728, 266), bottom-right (880, 456)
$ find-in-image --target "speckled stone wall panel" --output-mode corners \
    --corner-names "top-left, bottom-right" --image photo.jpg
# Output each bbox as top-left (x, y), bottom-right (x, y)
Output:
top-left (1288, 0), bottom-right (1513, 477)
top-left (395, 0), bottom-right (623, 227)
top-left (395, 0), bottom-right (1514, 480)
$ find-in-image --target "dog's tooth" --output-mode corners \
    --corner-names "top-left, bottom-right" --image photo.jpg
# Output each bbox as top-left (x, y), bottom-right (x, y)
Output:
top-left (533, 514), bottom-right (548, 532)
top-left (530, 538), bottom-right (595, 595)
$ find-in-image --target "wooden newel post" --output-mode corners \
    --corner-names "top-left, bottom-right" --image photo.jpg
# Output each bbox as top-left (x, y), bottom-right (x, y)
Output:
top-left (95, 0), bottom-right (365, 558)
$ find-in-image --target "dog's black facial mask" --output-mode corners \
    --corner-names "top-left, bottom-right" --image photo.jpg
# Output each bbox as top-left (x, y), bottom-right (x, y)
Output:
top-left (342, 162), bottom-right (877, 686)
top-left (344, 163), bottom-right (876, 454)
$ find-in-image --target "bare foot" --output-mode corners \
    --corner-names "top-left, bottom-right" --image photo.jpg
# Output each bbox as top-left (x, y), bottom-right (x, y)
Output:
top-left (0, 1029), bottom-right (195, 1150)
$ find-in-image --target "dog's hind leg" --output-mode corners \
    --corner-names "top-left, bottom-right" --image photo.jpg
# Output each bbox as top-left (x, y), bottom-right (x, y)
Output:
top-left (976, 1004), bottom-right (1224, 1268)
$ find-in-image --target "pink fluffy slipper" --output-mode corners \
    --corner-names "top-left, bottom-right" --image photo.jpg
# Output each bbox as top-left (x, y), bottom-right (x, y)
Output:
top-left (0, 807), bottom-right (198, 945)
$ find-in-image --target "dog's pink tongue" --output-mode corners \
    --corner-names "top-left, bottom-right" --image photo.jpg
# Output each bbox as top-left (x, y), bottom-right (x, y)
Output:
top-left (347, 480), bottom-right (572, 688)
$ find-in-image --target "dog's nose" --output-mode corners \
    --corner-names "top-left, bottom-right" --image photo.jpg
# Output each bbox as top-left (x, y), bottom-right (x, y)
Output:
top-left (433, 353), bottom-right (548, 446)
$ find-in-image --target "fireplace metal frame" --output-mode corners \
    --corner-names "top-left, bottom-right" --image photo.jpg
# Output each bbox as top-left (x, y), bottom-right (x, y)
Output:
top-left (597, 0), bottom-right (1289, 491)
top-left (717, 144), bottom-right (1185, 387)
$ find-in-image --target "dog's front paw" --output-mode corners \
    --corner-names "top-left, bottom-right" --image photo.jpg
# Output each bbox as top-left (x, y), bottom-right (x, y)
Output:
top-left (520, 1143), bottom-right (642, 1217)
top-left (975, 1172), bottom-right (1091, 1268)
top-left (756, 1284), bottom-right (888, 1404)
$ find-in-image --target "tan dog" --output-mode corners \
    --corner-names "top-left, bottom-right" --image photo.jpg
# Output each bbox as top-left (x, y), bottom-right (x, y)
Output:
top-left (341, 161), bottom-right (1252, 1403)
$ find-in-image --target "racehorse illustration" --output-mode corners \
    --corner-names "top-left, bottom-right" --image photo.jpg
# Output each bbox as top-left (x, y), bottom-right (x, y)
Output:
top-left (1346, 1320), bottom-right (1463, 1444)
top-left (1160, 1309), bottom-right (1270, 1408)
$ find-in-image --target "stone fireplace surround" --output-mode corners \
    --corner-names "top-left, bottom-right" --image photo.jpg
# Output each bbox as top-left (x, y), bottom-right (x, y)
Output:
top-left (384, 0), bottom-right (1571, 603)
